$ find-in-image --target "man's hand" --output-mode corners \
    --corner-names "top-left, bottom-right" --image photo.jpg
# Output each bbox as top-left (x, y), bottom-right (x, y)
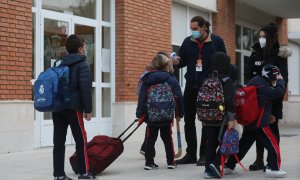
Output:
top-left (173, 57), bottom-right (181, 65)
top-left (227, 120), bottom-right (237, 129)
top-left (85, 113), bottom-right (92, 121)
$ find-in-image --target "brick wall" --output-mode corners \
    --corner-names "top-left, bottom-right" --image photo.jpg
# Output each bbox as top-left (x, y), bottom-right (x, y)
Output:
top-left (276, 18), bottom-right (288, 45)
top-left (115, 0), bottom-right (172, 102)
top-left (0, 0), bottom-right (32, 100)
top-left (276, 18), bottom-right (289, 101)
top-left (212, 0), bottom-right (236, 63)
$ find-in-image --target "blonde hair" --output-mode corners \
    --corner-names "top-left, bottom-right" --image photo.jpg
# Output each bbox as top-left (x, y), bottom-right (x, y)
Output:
top-left (150, 53), bottom-right (173, 73)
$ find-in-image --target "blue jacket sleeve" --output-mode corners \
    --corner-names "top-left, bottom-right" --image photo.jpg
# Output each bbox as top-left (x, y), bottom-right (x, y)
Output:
top-left (136, 83), bottom-right (149, 118)
top-left (259, 79), bottom-right (285, 101)
top-left (218, 37), bottom-right (227, 54)
top-left (79, 62), bottom-right (93, 113)
top-left (167, 76), bottom-right (184, 118)
top-left (177, 39), bottom-right (187, 68)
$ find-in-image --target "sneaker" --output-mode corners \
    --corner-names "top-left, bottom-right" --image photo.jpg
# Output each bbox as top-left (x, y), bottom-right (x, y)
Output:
top-left (249, 159), bottom-right (264, 171)
top-left (78, 172), bottom-right (96, 179)
top-left (175, 154), bottom-right (197, 165)
top-left (167, 163), bottom-right (177, 169)
top-left (265, 169), bottom-right (287, 178)
top-left (144, 163), bottom-right (159, 170)
top-left (196, 156), bottom-right (205, 166)
top-left (223, 167), bottom-right (234, 175)
top-left (264, 165), bottom-right (271, 172)
top-left (209, 164), bottom-right (222, 178)
top-left (204, 170), bottom-right (217, 179)
top-left (54, 176), bottom-right (73, 180)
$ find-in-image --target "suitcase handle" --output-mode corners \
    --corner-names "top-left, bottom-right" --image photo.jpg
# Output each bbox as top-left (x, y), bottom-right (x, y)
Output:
top-left (118, 117), bottom-right (144, 143)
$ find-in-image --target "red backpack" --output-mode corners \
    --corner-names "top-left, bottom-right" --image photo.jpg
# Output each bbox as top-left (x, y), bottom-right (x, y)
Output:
top-left (235, 85), bottom-right (264, 126)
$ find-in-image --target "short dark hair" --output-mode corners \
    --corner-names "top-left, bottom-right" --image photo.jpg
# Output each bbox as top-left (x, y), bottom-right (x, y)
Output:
top-left (211, 52), bottom-right (230, 75)
top-left (191, 16), bottom-right (210, 33)
top-left (65, 34), bottom-right (85, 54)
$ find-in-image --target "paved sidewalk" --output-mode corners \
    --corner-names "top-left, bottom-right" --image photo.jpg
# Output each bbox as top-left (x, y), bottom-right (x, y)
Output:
top-left (0, 124), bottom-right (300, 180)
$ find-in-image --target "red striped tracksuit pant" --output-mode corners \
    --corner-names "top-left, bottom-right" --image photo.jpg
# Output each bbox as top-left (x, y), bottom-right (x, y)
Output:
top-left (52, 109), bottom-right (89, 177)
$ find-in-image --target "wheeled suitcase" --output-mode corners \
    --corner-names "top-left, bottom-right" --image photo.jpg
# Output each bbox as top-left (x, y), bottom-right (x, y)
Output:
top-left (69, 119), bottom-right (143, 175)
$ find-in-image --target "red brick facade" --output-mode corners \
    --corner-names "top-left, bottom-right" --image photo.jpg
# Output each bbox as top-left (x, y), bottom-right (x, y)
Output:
top-left (213, 0), bottom-right (236, 63)
top-left (115, 0), bottom-right (172, 102)
top-left (276, 18), bottom-right (288, 45)
top-left (0, 0), bottom-right (32, 100)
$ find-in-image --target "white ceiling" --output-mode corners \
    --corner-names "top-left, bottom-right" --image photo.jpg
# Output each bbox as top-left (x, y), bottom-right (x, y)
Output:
top-left (237, 0), bottom-right (300, 18)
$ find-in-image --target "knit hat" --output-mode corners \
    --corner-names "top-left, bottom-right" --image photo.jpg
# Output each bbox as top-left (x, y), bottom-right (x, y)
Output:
top-left (260, 23), bottom-right (277, 40)
top-left (261, 64), bottom-right (280, 81)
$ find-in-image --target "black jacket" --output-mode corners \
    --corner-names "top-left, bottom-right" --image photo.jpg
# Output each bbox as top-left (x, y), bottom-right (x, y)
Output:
top-left (177, 33), bottom-right (226, 88)
top-left (247, 76), bottom-right (285, 129)
top-left (246, 42), bottom-right (291, 119)
top-left (136, 71), bottom-right (184, 127)
top-left (62, 54), bottom-right (92, 113)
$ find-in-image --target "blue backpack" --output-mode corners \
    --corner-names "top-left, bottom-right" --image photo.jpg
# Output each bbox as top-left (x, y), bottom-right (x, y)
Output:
top-left (147, 81), bottom-right (175, 122)
top-left (34, 62), bottom-right (70, 112)
top-left (220, 128), bottom-right (246, 176)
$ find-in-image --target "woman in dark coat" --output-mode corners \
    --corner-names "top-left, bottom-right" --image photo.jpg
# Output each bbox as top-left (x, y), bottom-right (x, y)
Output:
top-left (245, 23), bottom-right (292, 171)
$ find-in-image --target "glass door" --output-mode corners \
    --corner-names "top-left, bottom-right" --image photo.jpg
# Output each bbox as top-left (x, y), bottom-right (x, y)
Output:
top-left (38, 10), bottom-right (99, 147)
top-left (72, 16), bottom-right (99, 142)
top-left (39, 11), bottom-right (72, 147)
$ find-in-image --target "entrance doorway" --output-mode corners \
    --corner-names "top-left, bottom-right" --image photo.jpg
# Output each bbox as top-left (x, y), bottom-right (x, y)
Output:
top-left (38, 10), bottom-right (98, 147)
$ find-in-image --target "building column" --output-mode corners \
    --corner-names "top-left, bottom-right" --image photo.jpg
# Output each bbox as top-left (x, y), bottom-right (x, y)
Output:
top-left (212, 0), bottom-right (236, 63)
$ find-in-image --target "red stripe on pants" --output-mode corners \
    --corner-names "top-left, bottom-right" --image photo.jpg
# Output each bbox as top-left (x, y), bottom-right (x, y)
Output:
top-left (263, 127), bottom-right (281, 169)
top-left (76, 112), bottom-right (89, 172)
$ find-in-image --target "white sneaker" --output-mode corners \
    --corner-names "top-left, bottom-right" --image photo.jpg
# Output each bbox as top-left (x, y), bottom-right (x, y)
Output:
top-left (265, 169), bottom-right (287, 178)
top-left (224, 167), bottom-right (235, 175)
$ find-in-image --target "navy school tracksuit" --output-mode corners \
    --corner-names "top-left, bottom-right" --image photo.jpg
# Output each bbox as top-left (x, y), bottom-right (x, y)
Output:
top-left (53, 110), bottom-right (89, 176)
top-left (225, 75), bottom-right (285, 171)
top-left (52, 54), bottom-right (93, 177)
top-left (136, 71), bottom-right (184, 165)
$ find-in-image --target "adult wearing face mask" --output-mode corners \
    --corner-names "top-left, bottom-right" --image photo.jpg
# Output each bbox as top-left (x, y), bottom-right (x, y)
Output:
top-left (173, 16), bottom-right (226, 165)
top-left (245, 23), bottom-right (291, 171)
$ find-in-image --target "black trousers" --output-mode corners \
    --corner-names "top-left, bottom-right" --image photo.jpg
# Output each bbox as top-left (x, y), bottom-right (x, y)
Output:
top-left (145, 124), bottom-right (175, 165)
top-left (204, 126), bottom-right (226, 171)
top-left (52, 109), bottom-right (89, 176)
top-left (255, 119), bottom-right (280, 157)
top-left (226, 127), bottom-right (281, 171)
top-left (183, 84), bottom-right (206, 159)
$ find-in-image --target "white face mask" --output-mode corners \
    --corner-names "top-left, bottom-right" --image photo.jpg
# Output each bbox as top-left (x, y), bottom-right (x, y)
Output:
top-left (259, 38), bottom-right (266, 48)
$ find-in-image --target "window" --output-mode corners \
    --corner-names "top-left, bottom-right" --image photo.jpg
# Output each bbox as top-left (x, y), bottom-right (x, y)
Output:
top-left (42, 0), bottom-right (96, 19)
top-left (235, 24), bottom-right (259, 84)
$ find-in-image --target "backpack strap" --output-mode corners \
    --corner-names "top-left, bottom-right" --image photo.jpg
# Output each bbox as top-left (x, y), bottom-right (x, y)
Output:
top-left (234, 154), bottom-right (247, 171)
top-left (254, 84), bottom-right (265, 128)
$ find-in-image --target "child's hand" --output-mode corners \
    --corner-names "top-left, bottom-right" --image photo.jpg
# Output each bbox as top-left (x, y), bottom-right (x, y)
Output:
top-left (270, 115), bottom-right (276, 124)
top-left (227, 120), bottom-right (237, 129)
top-left (85, 113), bottom-right (92, 121)
top-left (276, 74), bottom-right (283, 80)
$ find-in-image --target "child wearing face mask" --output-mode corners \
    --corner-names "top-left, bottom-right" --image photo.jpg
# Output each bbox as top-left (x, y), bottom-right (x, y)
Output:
top-left (245, 23), bottom-right (292, 171)
top-left (136, 53), bottom-right (184, 170)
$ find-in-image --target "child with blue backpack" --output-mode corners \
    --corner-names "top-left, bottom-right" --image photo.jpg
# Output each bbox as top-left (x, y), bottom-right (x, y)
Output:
top-left (136, 53), bottom-right (184, 170)
top-left (196, 52), bottom-right (237, 178)
top-left (52, 34), bottom-right (95, 180)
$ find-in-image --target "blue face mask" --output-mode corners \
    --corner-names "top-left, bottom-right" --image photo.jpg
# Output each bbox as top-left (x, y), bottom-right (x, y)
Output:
top-left (192, 31), bottom-right (201, 39)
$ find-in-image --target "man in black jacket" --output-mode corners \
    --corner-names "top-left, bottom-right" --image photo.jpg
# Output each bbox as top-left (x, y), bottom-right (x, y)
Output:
top-left (174, 16), bottom-right (227, 165)
top-left (52, 35), bottom-right (95, 180)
